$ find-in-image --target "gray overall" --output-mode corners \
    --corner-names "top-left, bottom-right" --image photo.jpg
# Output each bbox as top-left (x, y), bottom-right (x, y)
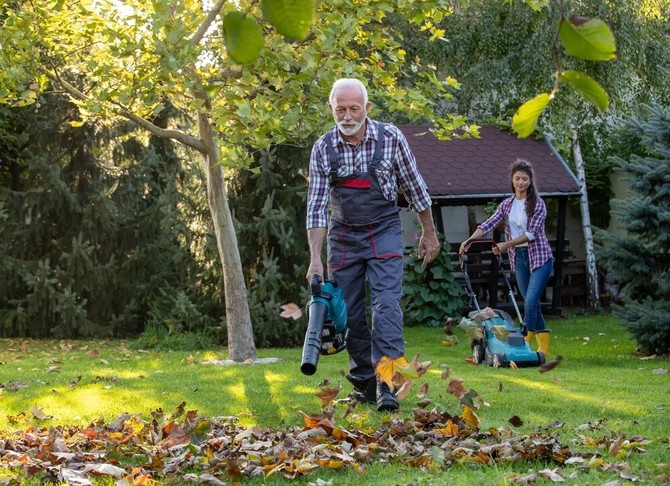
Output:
top-left (325, 123), bottom-right (405, 380)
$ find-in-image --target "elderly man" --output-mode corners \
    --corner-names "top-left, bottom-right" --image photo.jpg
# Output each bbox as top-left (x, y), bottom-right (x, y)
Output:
top-left (306, 78), bottom-right (440, 411)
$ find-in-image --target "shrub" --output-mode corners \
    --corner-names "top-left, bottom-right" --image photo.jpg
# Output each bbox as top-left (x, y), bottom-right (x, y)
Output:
top-left (402, 234), bottom-right (465, 327)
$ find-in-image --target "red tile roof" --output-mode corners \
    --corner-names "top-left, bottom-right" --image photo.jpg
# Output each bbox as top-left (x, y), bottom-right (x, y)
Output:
top-left (398, 125), bottom-right (581, 203)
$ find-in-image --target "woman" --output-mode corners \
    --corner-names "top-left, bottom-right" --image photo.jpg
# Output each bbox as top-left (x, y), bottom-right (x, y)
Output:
top-left (459, 159), bottom-right (553, 355)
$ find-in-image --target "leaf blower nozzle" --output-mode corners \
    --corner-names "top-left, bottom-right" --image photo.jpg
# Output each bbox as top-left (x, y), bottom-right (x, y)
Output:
top-left (300, 275), bottom-right (348, 376)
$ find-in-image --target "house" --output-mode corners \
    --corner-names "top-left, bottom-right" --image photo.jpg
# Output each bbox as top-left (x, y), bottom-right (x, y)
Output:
top-left (396, 125), bottom-right (585, 313)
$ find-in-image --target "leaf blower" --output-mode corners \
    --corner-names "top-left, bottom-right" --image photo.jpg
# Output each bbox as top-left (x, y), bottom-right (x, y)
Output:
top-left (300, 275), bottom-right (348, 375)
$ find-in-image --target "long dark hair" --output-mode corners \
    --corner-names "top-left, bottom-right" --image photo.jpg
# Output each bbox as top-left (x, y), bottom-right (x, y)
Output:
top-left (510, 159), bottom-right (538, 218)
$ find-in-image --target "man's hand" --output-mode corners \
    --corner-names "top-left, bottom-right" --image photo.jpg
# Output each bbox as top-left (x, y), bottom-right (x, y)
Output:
top-left (418, 232), bottom-right (440, 268)
top-left (306, 261), bottom-right (324, 282)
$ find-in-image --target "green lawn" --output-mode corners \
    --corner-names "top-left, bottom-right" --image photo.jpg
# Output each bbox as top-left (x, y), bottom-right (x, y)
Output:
top-left (1, 312), bottom-right (668, 485)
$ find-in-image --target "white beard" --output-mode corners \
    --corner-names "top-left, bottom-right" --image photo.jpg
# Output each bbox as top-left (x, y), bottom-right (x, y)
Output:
top-left (337, 118), bottom-right (365, 137)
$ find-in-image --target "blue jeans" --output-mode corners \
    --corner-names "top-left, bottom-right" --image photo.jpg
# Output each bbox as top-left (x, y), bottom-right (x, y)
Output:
top-left (514, 248), bottom-right (553, 332)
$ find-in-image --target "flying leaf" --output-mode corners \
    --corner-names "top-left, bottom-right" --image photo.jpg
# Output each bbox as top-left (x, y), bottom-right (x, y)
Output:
top-left (458, 317), bottom-right (484, 340)
top-left (409, 355), bottom-right (432, 378)
top-left (395, 380), bottom-right (413, 401)
top-left (443, 317), bottom-right (457, 335)
top-left (279, 303), bottom-right (303, 320)
top-left (559, 70), bottom-right (609, 111)
top-left (559, 17), bottom-right (616, 61)
top-left (375, 356), bottom-right (411, 390)
top-left (512, 93), bottom-right (552, 138)
top-left (261, 0), bottom-right (313, 41)
top-left (539, 355), bottom-right (564, 374)
top-left (417, 382), bottom-right (429, 398)
top-left (446, 378), bottom-right (466, 398)
top-left (491, 325), bottom-right (509, 341)
top-left (223, 11), bottom-right (264, 65)
top-left (441, 365), bottom-right (452, 380)
top-left (315, 386), bottom-right (341, 409)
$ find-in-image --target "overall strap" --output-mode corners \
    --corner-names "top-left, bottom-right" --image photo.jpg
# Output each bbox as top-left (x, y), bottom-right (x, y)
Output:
top-left (325, 122), bottom-right (386, 186)
top-left (324, 129), bottom-right (340, 186)
top-left (370, 122), bottom-right (386, 170)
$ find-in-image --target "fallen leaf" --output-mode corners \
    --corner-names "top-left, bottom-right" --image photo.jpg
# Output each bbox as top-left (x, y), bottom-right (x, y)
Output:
top-left (538, 467), bottom-right (564, 482)
top-left (509, 361), bottom-right (518, 370)
top-left (279, 303), bottom-right (303, 320)
top-left (509, 415), bottom-right (524, 427)
top-left (539, 355), bottom-right (563, 374)
top-left (461, 405), bottom-right (479, 429)
top-left (30, 405), bottom-right (52, 420)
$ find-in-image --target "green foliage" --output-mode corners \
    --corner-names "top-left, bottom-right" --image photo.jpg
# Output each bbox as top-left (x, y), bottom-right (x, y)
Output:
top-left (402, 235), bottom-right (465, 327)
top-left (513, 16), bottom-right (616, 137)
top-left (228, 146), bottom-right (310, 347)
top-left (0, 100), bottom-right (223, 339)
top-left (596, 103), bottom-right (670, 355)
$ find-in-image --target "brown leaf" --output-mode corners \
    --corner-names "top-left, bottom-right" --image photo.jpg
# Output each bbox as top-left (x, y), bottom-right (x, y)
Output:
top-left (441, 366), bottom-right (452, 380)
top-left (395, 380), bottom-right (413, 401)
top-left (315, 385), bottom-right (341, 408)
top-left (279, 303), bottom-right (303, 320)
top-left (509, 415), bottom-right (524, 427)
top-left (539, 355), bottom-right (563, 374)
top-left (410, 354), bottom-right (432, 378)
top-left (446, 378), bottom-right (466, 398)
top-left (30, 405), bottom-right (52, 420)
top-left (417, 382), bottom-right (429, 398)
top-left (443, 317), bottom-right (457, 335)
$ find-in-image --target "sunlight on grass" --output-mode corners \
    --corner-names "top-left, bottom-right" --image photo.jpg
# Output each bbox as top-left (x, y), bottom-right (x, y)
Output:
top-left (498, 374), bottom-right (645, 415)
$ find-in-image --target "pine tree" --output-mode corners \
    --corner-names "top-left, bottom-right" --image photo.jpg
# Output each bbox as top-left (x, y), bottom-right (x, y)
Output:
top-left (596, 104), bottom-right (670, 355)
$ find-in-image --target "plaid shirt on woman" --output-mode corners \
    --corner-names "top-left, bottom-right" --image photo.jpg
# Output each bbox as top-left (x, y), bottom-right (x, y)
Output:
top-left (479, 195), bottom-right (553, 272)
top-left (306, 119), bottom-right (432, 229)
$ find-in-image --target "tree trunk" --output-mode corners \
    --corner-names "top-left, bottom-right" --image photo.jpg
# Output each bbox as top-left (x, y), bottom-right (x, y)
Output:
top-left (198, 112), bottom-right (257, 361)
top-left (571, 129), bottom-right (600, 311)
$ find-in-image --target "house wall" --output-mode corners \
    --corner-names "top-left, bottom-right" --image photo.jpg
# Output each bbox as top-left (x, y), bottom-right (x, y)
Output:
top-left (400, 203), bottom-right (586, 262)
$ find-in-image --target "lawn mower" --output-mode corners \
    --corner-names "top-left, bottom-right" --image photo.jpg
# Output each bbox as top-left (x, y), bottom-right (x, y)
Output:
top-left (460, 238), bottom-right (545, 368)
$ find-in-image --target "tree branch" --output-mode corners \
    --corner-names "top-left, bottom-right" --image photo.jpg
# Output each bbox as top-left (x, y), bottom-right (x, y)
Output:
top-left (37, 66), bottom-right (208, 153)
top-left (192, 0), bottom-right (226, 45)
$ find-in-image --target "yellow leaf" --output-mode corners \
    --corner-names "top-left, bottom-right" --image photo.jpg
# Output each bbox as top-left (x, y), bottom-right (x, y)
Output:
top-left (461, 405), bottom-right (480, 429)
top-left (435, 419), bottom-right (459, 436)
top-left (375, 356), bottom-right (410, 391)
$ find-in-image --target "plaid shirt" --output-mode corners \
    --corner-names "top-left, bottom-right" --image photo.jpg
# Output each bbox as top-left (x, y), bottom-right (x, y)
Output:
top-left (307, 119), bottom-right (432, 229)
top-left (479, 195), bottom-right (553, 272)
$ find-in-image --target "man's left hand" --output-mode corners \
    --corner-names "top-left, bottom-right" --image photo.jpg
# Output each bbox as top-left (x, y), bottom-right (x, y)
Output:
top-left (418, 233), bottom-right (440, 267)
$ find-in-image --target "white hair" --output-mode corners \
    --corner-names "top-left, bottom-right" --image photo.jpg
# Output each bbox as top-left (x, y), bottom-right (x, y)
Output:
top-left (329, 78), bottom-right (368, 106)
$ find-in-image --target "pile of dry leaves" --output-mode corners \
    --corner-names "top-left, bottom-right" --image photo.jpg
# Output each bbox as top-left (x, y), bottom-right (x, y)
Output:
top-left (1, 373), bottom-right (650, 485)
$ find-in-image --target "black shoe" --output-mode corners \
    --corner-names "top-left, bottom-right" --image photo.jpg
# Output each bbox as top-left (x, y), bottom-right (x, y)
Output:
top-left (346, 375), bottom-right (376, 404)
top-left (376, 378), bottom-right (399, 412)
